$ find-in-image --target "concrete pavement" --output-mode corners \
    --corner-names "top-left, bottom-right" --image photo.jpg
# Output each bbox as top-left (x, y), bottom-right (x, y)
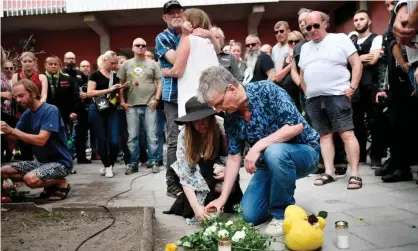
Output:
top-left (13, 160), bottom-right (418, 251)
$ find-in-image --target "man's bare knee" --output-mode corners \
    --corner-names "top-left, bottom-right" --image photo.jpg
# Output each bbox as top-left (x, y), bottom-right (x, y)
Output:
top-left (23, 173), bottom-right (42, 189)
top-left (320, 132), bottom-right (333, 140)
top-left (339, 130), bottom-right (355, 142)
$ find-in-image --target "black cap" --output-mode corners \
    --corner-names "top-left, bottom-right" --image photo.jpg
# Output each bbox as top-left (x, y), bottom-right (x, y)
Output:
top-left (174, 96), bottom-right (217, 125)
top-left (163, 0), bottom-right (183, 14)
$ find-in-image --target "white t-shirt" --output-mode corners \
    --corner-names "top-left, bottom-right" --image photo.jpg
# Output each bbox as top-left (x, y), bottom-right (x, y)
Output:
top-left (272, 43), bottom-right (289, 69)
top-left (299, 33), bottom-right (357, 98)
top-left (357, 34), bottom-right (383, 51)
top-left (395, 0), bottom-right (418, 64)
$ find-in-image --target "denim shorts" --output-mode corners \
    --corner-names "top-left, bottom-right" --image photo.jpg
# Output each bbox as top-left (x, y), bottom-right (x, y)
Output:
top-left (11, 161), bottom-right (71, 180)
top-left (306, 95), bottom-right (354, 135)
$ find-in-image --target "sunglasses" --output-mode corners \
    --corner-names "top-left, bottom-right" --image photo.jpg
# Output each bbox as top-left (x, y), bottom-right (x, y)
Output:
top-left (306, 23), bottom-right (321, 32)
top-left (4, 67), bottom-right (14, 70)
top-left (246, 43), bottom-right (258, 48)
top-left (134, 44), bottom-right (147, 48)
top-left (274, 29), bottom-right (285, 35)
top-left (288, 40), bottom-right (300, 45)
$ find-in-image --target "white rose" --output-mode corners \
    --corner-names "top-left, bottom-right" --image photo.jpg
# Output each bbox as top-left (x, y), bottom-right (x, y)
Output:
top-left (225, 221), bottom-right (233, 227)
top-left (232, 231), bottom-right (246, 242)
top-left (218, 229), bottom-right (229, 238)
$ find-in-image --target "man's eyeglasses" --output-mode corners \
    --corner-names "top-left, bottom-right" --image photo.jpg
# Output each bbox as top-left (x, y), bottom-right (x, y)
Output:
top-left (288, 40), bottom-right (300, 45)
top-left (246, 43), bottom-right (258, 48)
top-left (274, 29), bottom-right (285, 35)
top-left (134, 44), bottom-right (147, 48)
top-left (306, 23), bottom-right (321, 32)
top-left (213, 86), bottom-right (229, 109)
top-left (4, 67), bottom-right (14, 70)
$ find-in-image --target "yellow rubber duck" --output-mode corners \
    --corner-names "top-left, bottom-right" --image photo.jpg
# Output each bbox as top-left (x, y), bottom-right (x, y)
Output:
top-left (282, 205), bottom-right (326, 251)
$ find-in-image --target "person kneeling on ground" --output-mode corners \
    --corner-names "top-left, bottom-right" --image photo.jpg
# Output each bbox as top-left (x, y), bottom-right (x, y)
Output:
top-left (199, 66), bottom-right (320, 237)
top-left (163, 96), bottom-right (243, 223)
top-left (1, 79), bottom-right (72, 201)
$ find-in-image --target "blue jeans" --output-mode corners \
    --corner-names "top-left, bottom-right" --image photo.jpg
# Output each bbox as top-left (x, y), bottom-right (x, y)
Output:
top-left (88, 104), bottom-right (119, 167)
top-left (241, 143), bottom-right (319, 225)
top-left (126, 106), bottom-right (158, 166)
top-left (156, 108), bottom-right (166, 163)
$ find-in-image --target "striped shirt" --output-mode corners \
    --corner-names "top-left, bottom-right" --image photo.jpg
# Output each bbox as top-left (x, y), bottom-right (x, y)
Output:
top-left (155, 28), bottom-right (181, 103)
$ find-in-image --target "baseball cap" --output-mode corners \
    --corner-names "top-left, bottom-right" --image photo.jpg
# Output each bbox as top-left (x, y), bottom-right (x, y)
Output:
top-left (163, 0), bottom-right (183, 14)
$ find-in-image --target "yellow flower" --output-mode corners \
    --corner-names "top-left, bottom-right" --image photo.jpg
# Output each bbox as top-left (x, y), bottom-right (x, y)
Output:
top-left (165, 243), bottom-right (177, 251)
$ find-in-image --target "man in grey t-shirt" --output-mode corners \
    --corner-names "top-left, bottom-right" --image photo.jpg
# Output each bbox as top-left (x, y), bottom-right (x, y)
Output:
top-left (118, 37), bottom-right (162, 174)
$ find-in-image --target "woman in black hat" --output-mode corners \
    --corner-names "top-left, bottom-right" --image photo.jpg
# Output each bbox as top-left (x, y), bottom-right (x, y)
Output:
top-left (163, 96), bottom-right (242, 223)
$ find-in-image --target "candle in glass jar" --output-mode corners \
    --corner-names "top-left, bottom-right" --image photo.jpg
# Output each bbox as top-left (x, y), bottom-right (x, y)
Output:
top-left (207, 206), bottom-right (218, 218)
top-left (218, 238), bottom-right (231, 251)
top-left (335, 221), bottom-right (350, 249)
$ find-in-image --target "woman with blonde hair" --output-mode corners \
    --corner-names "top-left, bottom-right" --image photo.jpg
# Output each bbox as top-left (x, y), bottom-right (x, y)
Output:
top-left (163, 97), bottom-right (242, 223)
top-left (230, 42), bottom-right (247, 76)
top-left (161, 8), bottom-right (219, 117)
top-left (12, 52), bottom-right (47, 103)
top-left (87, 50), bottom-right (123, 178)
top-left (274, 30), bottom-right (305, 112)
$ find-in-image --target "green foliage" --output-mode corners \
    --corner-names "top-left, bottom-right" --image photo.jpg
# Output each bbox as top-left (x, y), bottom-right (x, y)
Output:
top-left (318, 211), bottom-right (328, 219)
top-left (176, 204), bottom-right (273, 251)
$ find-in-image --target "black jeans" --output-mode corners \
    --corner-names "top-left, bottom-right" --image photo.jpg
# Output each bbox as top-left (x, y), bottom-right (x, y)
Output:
top-left (352, 86), bottom-right (387, 161)
top-left (164, 101), bottom-right (181, 192)
top-left (75, 109), bottom-right (89, 159)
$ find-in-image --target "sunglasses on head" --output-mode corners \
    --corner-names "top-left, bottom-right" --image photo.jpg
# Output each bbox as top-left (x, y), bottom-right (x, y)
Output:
top-left (4, 67), bottom-right (13, 70)
top-left (288, 40), bottom-right (300, 45)
top-left (306, 23), bottom-right (321, 32)
top-left (134, 44), bottom-right (147, 48)
top-left (274, 29), bottom-right (285, 35)
top-left (246, 43), bottom-right (257, 48)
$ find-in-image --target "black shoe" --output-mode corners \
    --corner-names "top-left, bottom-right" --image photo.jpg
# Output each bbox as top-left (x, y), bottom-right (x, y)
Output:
top-left (125, 165), bottom-right (138, 175)
top-left (375, 166), bottom-right (394, 176)
top-left (157, 160), bottom-right (164, 166)
top-left (77, 158), bottom-right (91, 164)
top-left (382, 170), bottom-right (413, 183)
top-left (370, 158), bottom-right (382, 169)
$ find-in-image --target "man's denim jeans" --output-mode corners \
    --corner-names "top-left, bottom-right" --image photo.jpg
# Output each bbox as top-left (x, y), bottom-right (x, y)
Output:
top-left (126, 106), bottom-right (158, 166)
top-left (241, 143), bottom-right (320, 225)
top-left (156, 108), bottom-right (166, 163)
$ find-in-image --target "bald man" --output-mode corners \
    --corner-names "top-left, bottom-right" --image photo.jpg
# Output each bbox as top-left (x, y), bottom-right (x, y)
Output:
top-left (62, 52), bottom-right (91, 165)
top-left (261, 44), bottom-right (273, 57)
top-left (79, 60), bottom-right (91, 76)
top-left (117, 38), bottom-right (162, 174)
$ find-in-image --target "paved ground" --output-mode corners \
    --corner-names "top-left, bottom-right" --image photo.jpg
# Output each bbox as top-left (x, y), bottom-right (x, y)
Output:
top-left (12, 159), bottom-right (418, 251)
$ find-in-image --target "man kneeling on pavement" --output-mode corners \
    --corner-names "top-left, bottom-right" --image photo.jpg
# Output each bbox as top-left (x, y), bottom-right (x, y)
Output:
top-left (199, 66), bottom-right (320, 237)
top-left (1, 79), bottom-right (72, 201)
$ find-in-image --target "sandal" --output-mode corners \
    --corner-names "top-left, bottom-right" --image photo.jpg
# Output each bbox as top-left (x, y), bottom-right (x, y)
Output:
top-left (314, 174), bottom-right (336, 186)
top-left (48, 184), bottom-right (71, 201)
top-left (347, 176), bottom-right (362, 190)
top-left (37, 185), bottom-right (57, 199)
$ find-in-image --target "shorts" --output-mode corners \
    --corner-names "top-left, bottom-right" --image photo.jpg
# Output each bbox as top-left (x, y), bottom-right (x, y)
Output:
top-left (11, 161), bottom-right (71, 180)
top-left (306, 95), bottom-right (354, 135)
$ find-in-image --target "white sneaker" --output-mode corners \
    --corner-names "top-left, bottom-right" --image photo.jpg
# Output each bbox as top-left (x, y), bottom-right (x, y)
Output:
top-left (99, 167), bottom-right (106, 176)
top-left (264, 218), bottom-right (284, 237)
top-left (105, 166), bottom-right (114, 178)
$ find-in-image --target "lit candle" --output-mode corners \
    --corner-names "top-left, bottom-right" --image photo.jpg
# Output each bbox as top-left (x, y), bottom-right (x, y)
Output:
top-left (218, 238), bottom-right (231, 251)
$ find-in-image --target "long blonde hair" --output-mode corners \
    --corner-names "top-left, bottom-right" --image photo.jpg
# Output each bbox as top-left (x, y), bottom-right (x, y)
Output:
top-left (185, 116), bottom-right (220, 167)
top-left (20, 51), bottom-right (39, 72)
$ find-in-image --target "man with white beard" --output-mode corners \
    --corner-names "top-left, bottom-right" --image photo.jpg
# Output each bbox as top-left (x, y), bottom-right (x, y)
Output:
top-left (242, 35), bottom-right (275, 84)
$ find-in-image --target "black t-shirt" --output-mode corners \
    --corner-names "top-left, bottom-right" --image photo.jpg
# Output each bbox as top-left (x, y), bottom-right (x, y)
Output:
top-left (250, 52), bottom-right (274, 82)
top-left (293, 40), bottom-right (307, 73)
top-left (89, 70), bottom-right (118, 90)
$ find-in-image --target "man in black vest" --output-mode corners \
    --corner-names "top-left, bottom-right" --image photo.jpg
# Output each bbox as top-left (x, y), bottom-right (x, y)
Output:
top-left (62, 52), bottom-right (91, 164)
top-left (44, 56), bottom-right (78, 133)
top-left (352, 10), bottom-right (387, 167)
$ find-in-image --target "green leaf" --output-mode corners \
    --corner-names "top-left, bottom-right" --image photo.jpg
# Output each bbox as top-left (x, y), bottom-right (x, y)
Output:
top-left (318, 211), bottom-right (328, 219)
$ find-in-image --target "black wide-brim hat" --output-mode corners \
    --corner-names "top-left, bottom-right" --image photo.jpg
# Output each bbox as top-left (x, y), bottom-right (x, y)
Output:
top-left (174, 96), bottom-right (217, 125)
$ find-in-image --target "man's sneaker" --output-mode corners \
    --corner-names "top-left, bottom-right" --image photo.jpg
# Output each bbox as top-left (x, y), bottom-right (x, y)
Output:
top-left (264, 218), bottom-right (284, 237)
top-left (125, 165), bottom-right (138, 175)
top-left (99, 167), bottom-right (106, 176)
top-left (151, 163), bottom-right (160, 173)
top-left (105, 166), bottom-right (114, 178)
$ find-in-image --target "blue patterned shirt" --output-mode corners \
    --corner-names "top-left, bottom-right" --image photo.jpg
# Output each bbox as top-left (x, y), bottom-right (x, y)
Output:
top-left (225, 81), bottom-right (320, 166)
top-left (155, 28), bottom-right (181, 103)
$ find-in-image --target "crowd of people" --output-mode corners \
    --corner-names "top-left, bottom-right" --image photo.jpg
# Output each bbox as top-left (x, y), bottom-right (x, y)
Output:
top-left (1, 0), bottom-right (418, 237)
